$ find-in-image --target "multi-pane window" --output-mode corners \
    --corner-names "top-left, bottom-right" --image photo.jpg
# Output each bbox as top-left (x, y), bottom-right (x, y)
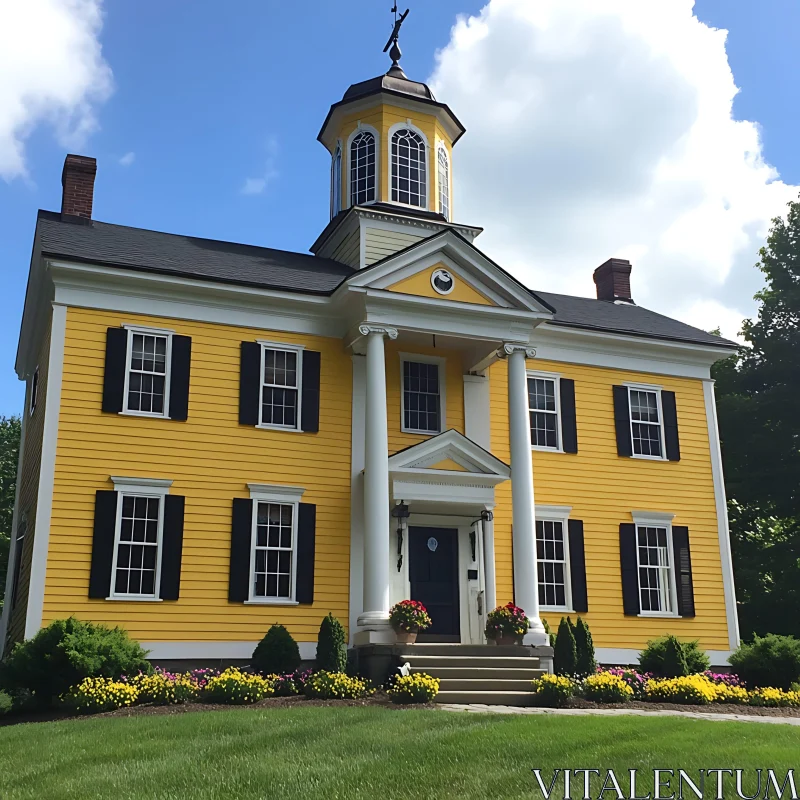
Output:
top-left (261, 347), bottom-right (300, 429)
top-left (528, 376), bottom-right (559, 449)
top-left (437, 146), bottom-right (450, 220)
top-left (402, 361), bottom-right (441, 434)
top-left (391, 128), bottom-right (427, 208)
top-left (126, 332), bottom-right (169, 415)
top-left (536, 520), bottom-right (568, 608)
top-left (113, 495), bottom-right (161, 597)
top-left (331, 143), bottom-right (342, 217)
top-left (637, 525), bottom-right (674, 614)
top-left (629, 388), bottom-right (663, 458)
top-left (252, 502), bottom-right (294, 600)
top-left (350, 131), bottom-right (376, 206)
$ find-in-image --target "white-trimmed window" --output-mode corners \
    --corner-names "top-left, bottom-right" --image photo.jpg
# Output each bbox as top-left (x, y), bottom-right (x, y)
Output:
top-left (633, 513), bottom-right (677, 616)
top-left (123, 327), bottom-right (172, 417)
top-left (259, 342), bottom-right (303, 431)
top-left (628, 385), bottom-right (665, 459)
top-left (29, 368), bottom-right (39, 415)
top-left (437, 144), bottom-right (450, 220)
top-left (536, 506), bottom-right (571, 610)
top-left (401, 354), bottom-right (445, 435)
top-left (391, 128), bottom-right (427, 208)
top-left (528, 373), bottom-right (560, 450)
top-left (109, 477), bottom-right (171, 600)
top-left (331, 142), bottom-right (342, 217)
top-left (247, 484), bottom-right (304, 603)
top-left (349, 130), bottom-right (376, 206)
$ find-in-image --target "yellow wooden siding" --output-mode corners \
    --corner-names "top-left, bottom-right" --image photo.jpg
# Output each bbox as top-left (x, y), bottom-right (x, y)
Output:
top-left (7, 318), bottom-right (52, 645)
top-left (387, 264), bottom-right (494, 305)
top-left (428, 458), bottom-right (468, 472)
top-left (44, 308), bottom-right (353, 644)
top-left (385, 341), bottom-right (465, 456)
top-left (488, 358), bottom-right (729, 651)
top-left (364, 228), bottom-right (425, 266)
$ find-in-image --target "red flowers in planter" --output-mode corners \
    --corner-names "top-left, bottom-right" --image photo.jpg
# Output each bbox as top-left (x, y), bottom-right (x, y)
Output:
top-left (389, 600), bottom-right (432, 633)
top-left (485, 603), bottom-right (530, 639)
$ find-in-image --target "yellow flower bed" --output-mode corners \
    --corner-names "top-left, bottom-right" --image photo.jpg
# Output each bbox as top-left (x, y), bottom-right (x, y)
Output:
top-left (388, 673), bottom-right (440, 704)
top-left (712, 683), bottom-right (750, 705)
top-left (204, 668), bottom-right (274, 704)
top-left (130, 672), bottom-right (199, 705)
top-left (63, 677), bottom-right (139, 714)
top-left (645, 675), bottom-right (719, 705)
top-left (531, 674), bottom-right (574, 707)
top-left (749, 687), bottom-right (800, 708)
top-left (304, 671), bottom-right (374, 700)
top-left (582, 672), bottom-right (634, 703)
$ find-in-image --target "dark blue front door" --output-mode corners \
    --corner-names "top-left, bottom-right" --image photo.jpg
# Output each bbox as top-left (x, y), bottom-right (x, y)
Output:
top-left (409, 527), bottom-right (460, 642)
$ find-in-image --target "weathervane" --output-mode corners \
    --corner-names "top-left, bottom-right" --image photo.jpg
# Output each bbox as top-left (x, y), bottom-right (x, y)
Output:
top-left (384, 5), bottom-right (410, 71)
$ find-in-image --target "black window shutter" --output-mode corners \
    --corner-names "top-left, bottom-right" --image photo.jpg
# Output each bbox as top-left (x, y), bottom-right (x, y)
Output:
top-left (560, 378), bottom-right (578, 453)
top-left (619, 523), bottom-right (640, 615)
top-left (613, 386), bottom-right (633, 457)
top-left (229, 499), bottom-right (253, 602)
top-left (672, 526), bottom-right (695, 617)
top-left (661, 390), bottom-right (681, 462)
top-left (89, 491), bottom-right (118, 598)
top-left (102, 328), bottom-right (128, 414)
top-left (159, 495), bottom-right (185, 601)
top-left (301, 351), bottom-right (321, 433)
top-left (567, 519), bottom-right (588, 612)
top-left (168, 336), bottom-right (192, 421)
top-left (239, 342), bottom-right (261, 426)
top-left (296, 503), bottom-right (316, 604)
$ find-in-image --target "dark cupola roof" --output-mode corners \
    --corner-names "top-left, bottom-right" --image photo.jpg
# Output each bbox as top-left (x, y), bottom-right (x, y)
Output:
top-left (342, 65), bottom-right (436, 103)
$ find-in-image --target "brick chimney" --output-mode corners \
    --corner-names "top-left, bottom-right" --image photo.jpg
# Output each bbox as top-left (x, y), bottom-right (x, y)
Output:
top-left (593, 258), bottom-right (633, 303)
top-left (61, 154), bottom-right (97, 220)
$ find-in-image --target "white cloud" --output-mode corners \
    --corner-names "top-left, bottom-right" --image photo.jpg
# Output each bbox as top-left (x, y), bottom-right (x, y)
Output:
top-left (430, 0), bottom-right (798, 339)
top-left (119, 151), bottom-right (135, 167)
top-left (241, 137), bottom-right (279, 196)
top-left (0, 0), bottom-right (113, 180)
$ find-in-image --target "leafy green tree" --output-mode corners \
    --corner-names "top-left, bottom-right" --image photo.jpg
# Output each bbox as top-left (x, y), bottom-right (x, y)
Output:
top-left (0, 416), bottom-right (21, 614)
top-left (713, 197), bottom-right (800, 638)
top-left (316, 613), bottom-right (347, 673)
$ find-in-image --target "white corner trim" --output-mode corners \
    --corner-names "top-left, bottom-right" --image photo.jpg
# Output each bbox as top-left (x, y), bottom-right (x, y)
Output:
top-left (110, 476), bottom-right (173, 495)
top-left (141, 640), bottom-right (317, 661)
top-left (631, 510), bottom-right (676, 525)
top-left (703, 379), bottom-right (740, 651)
top-left (535, 505), bottom-right (573, 519)
top-left (594, 647), bottom-right (733, 667)
top-left (246, 483), bottom-right (306, 503)
top-left (463, 373), bottom-right (491, 452)
top-left (24, 303), bottom-right (67, 640)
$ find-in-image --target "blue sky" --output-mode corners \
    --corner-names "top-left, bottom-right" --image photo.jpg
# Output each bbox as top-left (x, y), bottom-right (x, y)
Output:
top-left (0, 0), bottom-right (798, 417)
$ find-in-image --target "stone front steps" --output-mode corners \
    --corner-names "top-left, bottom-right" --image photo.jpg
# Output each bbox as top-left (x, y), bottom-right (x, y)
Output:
top-left (397, 644), bottom-right (546, 706)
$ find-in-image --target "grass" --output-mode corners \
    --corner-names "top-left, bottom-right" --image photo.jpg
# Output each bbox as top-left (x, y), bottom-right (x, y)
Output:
top-left (1, 706), bottom-right (798, 799)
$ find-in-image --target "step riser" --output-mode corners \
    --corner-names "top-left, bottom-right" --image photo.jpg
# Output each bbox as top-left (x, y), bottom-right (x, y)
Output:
top-left (410, 667), bottom-right (545, 680)
top-left (435, 691), bottom-right (537, 706)
top-left (438, 679), bottom-right (535, 692)
top-left (398, 645), bottom-right (539, 658)
top-left (402, 657), bottom-right (541, 669)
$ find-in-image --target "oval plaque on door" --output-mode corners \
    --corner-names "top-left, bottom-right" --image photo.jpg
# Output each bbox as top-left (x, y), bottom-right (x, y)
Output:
top-left (427, 537), bottom-right (439, 552)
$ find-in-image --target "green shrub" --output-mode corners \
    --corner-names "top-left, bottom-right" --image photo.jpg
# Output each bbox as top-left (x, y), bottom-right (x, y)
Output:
top-left (729, 634), bottom-right (800, 690)
top-left (662, 635), bottom-right (690, 678)
top-left (387, 673), bottom-right (439, 704)
top-left (251, 625), bottom-right (301, 675)
top-left (204, 668), bottom-right (274, 704)
top-left (574, 618), bottom-right (596, 677)
top-left (62, 677), bottom-right (139, 715)
top-left (542, 617), bottom-right (556, 647)
top-left (553, 617), bottom-right (577, 676)
top-left (0, 690), bottom-right (12, 717)
top-left (316, 614), bottom-right (347, 673)
top-left (0, 618), bottom-right (150, 706)
top-left (304, 671), bottom-right (373, 700)
top-left (638, 636), bottom-right (710, 677)
top-left (531, 674), bottom-right (574, 707)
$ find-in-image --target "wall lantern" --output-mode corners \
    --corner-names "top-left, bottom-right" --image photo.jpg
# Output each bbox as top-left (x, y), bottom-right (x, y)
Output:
top-left (391, 501), bottom-right (410, 572)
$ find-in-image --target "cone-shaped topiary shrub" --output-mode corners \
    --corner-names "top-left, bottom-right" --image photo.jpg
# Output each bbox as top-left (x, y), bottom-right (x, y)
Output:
top-left (574, 617), bottom-right (596, 677)
top-left (251, 624), bottom-right (301, 675)
top-left (316, 613), bottom-right (347, 673)
top-left (554, 617), bottom-right (577, 676)
top-left (662, 634), bottom-right (690, 678)
top-left (639, 635), bottom-right (709, 677)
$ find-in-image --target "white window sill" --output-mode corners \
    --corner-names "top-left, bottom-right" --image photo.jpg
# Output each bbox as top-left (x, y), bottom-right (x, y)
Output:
top-left (630, 454), bottom-right (667, 462)
top-left (244, 599), bottom-right (299, 606)
top-left (541, 606), bottom-right (574, 614)
top-left (531, 445), bottom-right (564, 454)
top-left (256, 423), bottom-right (302, 433)
top-left (637, 612), bottom-right (679, 619)
top-left (119, 410), bottom-right (169, 420)
top-left (105, 596), bottom-right (163, 603)
top-left (401, 428), bottom-right (442, 436)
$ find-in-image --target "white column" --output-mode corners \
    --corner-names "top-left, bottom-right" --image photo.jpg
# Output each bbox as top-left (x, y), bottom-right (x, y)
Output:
top-left (481, 512), bottom-right (497, 614)
top-left (356, 324), bottom-right (397, 634)
top-left (505, 343), bottom-right (549, 646)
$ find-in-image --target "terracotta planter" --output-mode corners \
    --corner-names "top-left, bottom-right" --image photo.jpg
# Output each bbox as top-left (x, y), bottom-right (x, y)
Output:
top-left (394, 630), bottom-right (418, 644)
top-left (492, 634), bottom-right (523, 646)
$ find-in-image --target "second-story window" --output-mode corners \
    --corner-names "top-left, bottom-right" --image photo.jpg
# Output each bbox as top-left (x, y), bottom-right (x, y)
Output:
top-left (437, 145), bottom-right (450, 220)
top-left (261, 345), bottom-right (301, 430)
top-left (391, 128), bottom-right (427, 208)
top-left (528, 376), bottom-right (560, 449)
top-left (350, 130), bottom-right (376, 206)
top-left (125, 330), bottom-right (171, 416)
top-left (629, 388), bottom-right (663, 458)
top-left (331, 143), bottom-right (342, 217)
top-left (401, 357), bottom-right (444, 435)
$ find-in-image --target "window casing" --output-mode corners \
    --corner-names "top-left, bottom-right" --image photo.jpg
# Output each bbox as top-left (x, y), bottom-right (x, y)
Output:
top-left (536, 518), bottom-right (571, 610)
top-left (527, 373), bottom-right (561, 450)
top-left (437, 145), bottom-right (450, 220)
top-left (29, 368), bottom-right (39, 415)
top-left (635, 521), bottom-right (677, 616)
top-left (391, 128), bottom-right (427, 208)
top-left (628, 385), bottom-right (665, 459)
top-left (401, 355), bottom-right (445, 435)
top-left (331, 143), bottom-right (342, 217)
top-left (349, 130), bottom-right (376, 206)
top-left (123, 327), bottom-right (173, 418)
top-left (259, 343), bottom-right (303, 431)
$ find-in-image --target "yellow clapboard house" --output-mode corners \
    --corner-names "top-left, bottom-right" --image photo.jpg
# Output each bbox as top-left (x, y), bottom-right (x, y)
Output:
top-left (1, 38), bottom-right (739, 672)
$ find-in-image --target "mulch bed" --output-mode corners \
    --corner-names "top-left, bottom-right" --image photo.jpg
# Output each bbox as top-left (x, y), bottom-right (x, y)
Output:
top-left (562, 697), bottom-right (800, 717)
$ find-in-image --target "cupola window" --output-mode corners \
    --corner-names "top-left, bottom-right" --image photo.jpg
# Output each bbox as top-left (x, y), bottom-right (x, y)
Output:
top-left (331, 143), bottom-right (342, 218)
top-left (350, 131), bottom-right (376, 206)
top-left (391, 128), bottom-right (426, 208)
top-left (437, 145), bottom-right (450, 220)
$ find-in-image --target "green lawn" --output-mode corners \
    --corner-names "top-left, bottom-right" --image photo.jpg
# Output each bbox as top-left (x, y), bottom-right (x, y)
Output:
top-left (1, 706), bottom-right (798, 799)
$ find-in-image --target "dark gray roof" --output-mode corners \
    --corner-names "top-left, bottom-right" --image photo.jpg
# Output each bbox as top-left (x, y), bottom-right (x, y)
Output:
top-left (533, 289), bottom-right (736, 348)
top-left (36, 210), bottom-right (354, 294)
top-left (343, 65), bottom-right (436, 103)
